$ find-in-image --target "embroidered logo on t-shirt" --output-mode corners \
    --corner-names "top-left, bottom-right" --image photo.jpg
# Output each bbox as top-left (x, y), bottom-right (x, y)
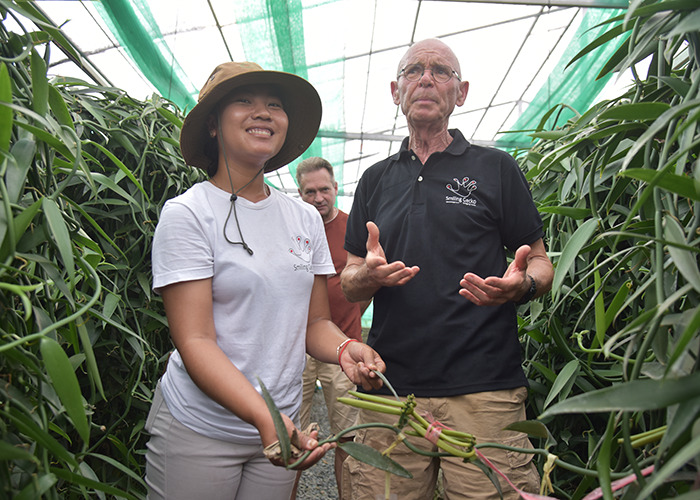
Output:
top-left (445, 177), bottom-right (477, 206)
top-left (289, 235), bottom-right (313, 272)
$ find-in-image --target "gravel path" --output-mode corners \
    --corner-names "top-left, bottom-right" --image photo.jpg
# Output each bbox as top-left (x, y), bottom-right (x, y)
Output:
top-left (296, 387), bottom-right (339, 499)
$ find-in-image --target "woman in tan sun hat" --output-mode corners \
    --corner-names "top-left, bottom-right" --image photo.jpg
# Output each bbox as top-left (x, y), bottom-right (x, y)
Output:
top-left (145, 62), bottom-right (385, 500)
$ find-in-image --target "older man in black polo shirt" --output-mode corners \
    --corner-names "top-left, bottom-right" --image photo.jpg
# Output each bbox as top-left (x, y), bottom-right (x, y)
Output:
top-left (340, 38), bottom-right (554, 499)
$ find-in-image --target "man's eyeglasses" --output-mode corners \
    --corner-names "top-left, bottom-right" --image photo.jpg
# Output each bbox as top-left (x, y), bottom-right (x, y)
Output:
top-left (397, 63), bottom-right (460, 84)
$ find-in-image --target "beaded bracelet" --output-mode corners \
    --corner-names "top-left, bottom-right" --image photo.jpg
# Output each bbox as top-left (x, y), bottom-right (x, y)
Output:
top-left (336, 338), bottom-right (360, 372)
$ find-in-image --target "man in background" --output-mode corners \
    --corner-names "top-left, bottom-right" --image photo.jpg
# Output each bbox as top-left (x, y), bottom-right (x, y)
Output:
top-left (293, 157), bottom-right (371, 499)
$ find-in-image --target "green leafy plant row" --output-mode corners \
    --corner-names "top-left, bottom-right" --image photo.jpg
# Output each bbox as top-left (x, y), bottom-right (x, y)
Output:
top-left (0, 1), bottom-right (206, 498)
top-left (511, 0), bottom-right (700, 498)
top-left (1, 0), bottom-right (699, 499)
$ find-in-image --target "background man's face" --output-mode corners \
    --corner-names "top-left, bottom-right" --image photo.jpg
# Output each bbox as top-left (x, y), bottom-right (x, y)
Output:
top-left (298, 168), bottom-right (338, 222)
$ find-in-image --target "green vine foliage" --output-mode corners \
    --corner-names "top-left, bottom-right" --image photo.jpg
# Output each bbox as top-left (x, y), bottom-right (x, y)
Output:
top-left (515, 1), bottom-right (700, 498)
top-left (0, 2), bottom-right (206, 498)
top-left (1, 0), bottom-right (699, 499)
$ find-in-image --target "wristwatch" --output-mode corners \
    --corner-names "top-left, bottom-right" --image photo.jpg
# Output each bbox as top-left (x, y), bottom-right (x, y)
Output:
top-left (515, 274), bottom-right (536, 305)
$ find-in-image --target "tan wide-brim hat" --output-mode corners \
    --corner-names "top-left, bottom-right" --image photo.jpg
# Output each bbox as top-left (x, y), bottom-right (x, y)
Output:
top-left (180, 61), bottom-right (322, 172)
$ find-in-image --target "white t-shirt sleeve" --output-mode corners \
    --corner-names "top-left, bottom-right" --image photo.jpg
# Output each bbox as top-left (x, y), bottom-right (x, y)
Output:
top-left (309, 209), bottom-right (334, 276)
top-left (152, 200), bottom-right (214, 292)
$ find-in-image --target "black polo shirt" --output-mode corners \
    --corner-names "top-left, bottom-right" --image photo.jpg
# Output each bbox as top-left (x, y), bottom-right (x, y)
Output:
top-left (345, 129), bottom-right (543, 397)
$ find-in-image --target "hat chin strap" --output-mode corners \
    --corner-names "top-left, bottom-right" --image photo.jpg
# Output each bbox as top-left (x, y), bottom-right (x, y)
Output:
top-left (215, 111), bottom-right (268, 256)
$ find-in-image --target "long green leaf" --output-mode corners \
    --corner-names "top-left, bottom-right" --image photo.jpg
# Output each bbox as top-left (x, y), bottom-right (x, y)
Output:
top-left (48, 83), bottom-right (74, 128)
top-left (529, 360), bottom-right (557, 384)
top-left (14, 473), bottom-right (57, 500)
top-left (64, 198), bottom-right (128, 260)
top-left (585, 123), bottom-right (645, 142)
top-left (89, 172), bottom-right (141, 205)
top-left (504, 420), bottom-right (557, 449)
top-left (598, 102), bottom-right (670, 121)
top-left (657, 394), bottom-right (700, 459)
top-left (567, 22), bottom-right (626, 68)
top-left (594, 265), bottom-right (606, 348)
top-left (539, 206), bottom-right (591, 219)
top-left (544, 360), bottom-right (580, 410)
top-left (6, 0), bottom-right (83, 63)
top-left (622, 98), bottom-right (700, 170)
top-left (339, 441), bottom-right (412, 478)
top-left (665, 306), bottom-right (700, 373)
top-left (666, 8), bottom-right (700, 38)
top-left (552, 218), bottom-right (599, 301)
top-left (664, 215), bottom-right (700, 292)
top-left (636, 431), bottom-right (700, 499)
top-left (596, 414), bottom-right (615, 500)
top-left (6, 138), bottom-right (36, 203)
top-left (14, 119), bottom-right (74, 160)
top-left (50, 466), bottom-right (139, 500)
top-left (603, 280), bottom-right (631, 331)
top-left (0, 62), bottom-right (12, 151)
top-left (89, 140), bottom-right (150, 201)
top-left (88, 452), bottom-right (147, 486)
top-left (0, 282), bottom-right (43, 320)
top-left (626, 0), bottom-right (700, 19)
top-left (30, 49), bottom-right (48, 116)
top-left (0, 440), bottom-right (40, 463)
top-left (40, 337), bottom-right (90, 443)
top-left (155, 104), bottom-right (183, 128)
top-left (0, 197), bottom-right (41, 262)
top-left (42, 197), bottom-right (75, 284)
top-left (77, 321), bottom-right (105, 400)
top-left (539, 372), bottom-right (700, 418)
top-left (658, 75), bottom-right (691, 98)
top-left (4, 408), bottom-right (78, 467)
top-left (257, 376), bottom-right (291, 463)
top-left (619, 169), bottom-right (700, 201)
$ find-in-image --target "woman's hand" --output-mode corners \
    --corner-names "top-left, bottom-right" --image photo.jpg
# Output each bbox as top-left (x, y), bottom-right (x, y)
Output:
top-left (261, 414), bottom-right (334, 470)
top-left (339, 341), bottom-right (386, 391)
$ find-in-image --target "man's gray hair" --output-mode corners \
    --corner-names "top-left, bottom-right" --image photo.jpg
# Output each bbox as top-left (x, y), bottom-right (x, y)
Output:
top-left (295, 156), bottom-right (335, 186)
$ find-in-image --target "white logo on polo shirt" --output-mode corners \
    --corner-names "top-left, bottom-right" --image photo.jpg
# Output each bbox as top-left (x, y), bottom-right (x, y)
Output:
top-left (445, 177), bottom-right (477, 206)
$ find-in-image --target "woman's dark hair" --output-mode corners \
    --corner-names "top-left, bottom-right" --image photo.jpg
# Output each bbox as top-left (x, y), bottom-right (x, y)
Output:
top-left (203, 135), bottom-right (219, 177)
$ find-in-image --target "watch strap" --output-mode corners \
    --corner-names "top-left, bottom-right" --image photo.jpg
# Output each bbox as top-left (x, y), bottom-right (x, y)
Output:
top-left (516, 274), bottom-right (536, 305)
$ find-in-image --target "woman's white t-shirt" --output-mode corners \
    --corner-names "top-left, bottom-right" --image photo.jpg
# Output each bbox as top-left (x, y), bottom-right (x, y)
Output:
top-left (152, 181), bottom-right (334, 444)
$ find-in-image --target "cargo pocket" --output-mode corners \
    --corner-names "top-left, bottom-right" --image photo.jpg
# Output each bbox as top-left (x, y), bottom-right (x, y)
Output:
top-left (504, 432), bottom-right (540, 493)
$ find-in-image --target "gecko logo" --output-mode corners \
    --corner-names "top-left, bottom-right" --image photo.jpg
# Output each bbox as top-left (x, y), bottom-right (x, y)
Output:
top-left (445, 177), bottom-right (477, 206)
top-left (289, 235), bottom-right (313, 272)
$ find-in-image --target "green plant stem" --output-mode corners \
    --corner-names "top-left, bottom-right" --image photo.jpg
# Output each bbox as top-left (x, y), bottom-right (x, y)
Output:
top-left (475, 442), bottom-right (655, 480)
top-left (574, 330), bottom-right (654, 364)
top-left (0, 254), bottom-right (102, 352)
top-left (621, 412), bottom-right (645, 488)
top-left (0, 177), bottom-right (17, 277)
top-left (286, 422), bottom-right (401, 469)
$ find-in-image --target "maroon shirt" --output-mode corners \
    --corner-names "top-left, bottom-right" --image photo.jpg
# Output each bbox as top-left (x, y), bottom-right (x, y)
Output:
top-left (325, 210), bottom-right (363, 340)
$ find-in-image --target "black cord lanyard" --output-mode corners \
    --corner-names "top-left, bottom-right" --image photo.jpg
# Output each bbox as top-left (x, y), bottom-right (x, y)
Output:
top-left (215, 112), bottom-right (268, 256)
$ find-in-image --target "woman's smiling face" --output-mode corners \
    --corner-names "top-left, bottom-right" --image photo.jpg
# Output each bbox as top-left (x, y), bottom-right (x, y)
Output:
top-left (216, 84), bottom-right (289, 168)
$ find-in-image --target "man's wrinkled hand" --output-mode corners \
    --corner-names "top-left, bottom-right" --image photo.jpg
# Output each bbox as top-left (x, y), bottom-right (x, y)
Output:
top-left (365, 221), bottom-right (419, 288)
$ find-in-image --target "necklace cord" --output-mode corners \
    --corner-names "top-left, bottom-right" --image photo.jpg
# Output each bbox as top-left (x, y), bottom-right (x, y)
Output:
top-left (214, 111), bottom-right (268, 256)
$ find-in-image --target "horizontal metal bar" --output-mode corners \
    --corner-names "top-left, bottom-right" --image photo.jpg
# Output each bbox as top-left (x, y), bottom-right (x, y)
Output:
top-left (425, 0), bottom-right (628, 8)
top-left (317, 130), bottom-right (532, 149)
